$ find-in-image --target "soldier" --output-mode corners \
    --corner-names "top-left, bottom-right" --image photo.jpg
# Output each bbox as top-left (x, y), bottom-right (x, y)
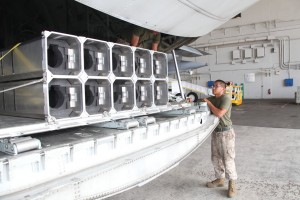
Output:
top-left (130, 26), bottom-right (161, 51)
top-left (203, 79), bottom-right (237, 198)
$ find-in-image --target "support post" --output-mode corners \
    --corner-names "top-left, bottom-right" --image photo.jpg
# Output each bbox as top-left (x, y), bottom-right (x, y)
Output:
top-left (171, 50), bottom-right (185, 99)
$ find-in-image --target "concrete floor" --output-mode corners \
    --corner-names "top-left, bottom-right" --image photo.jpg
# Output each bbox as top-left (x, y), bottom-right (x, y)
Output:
top-left (106, 99), bottom-right (300, 200)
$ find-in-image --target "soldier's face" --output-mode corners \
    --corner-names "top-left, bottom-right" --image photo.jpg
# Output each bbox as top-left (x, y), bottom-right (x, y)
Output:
top-left (212, 83), bottom-right (225, 96)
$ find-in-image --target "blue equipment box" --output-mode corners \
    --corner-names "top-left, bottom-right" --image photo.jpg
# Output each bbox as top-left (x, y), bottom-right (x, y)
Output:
top-left (284, 79), bottom-right (293, 86)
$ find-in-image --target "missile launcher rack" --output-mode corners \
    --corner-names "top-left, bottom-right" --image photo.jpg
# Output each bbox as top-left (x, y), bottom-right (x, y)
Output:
top-left (0, 31), bottom-right (170, 138)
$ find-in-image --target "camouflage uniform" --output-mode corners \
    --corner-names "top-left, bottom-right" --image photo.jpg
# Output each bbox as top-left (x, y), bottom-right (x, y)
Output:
top-left (132, 27), bottom-right (161, 49)
top-left (211, 128), bottom-right (237, 180)
top-left (116, 26), bottom-right (161, 50)
top-left (208, 94), bottom-right (237, 180)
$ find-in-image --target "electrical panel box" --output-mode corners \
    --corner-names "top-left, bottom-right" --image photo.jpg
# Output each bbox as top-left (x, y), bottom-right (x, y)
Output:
top-left (284, 79), bottom-right (293, 86)
top-left (244, 49), bottom-right (252, 58)
top-left (232, 50), bottom-right (240, 60)
top-left (256, 47), bottom-right (265, 58)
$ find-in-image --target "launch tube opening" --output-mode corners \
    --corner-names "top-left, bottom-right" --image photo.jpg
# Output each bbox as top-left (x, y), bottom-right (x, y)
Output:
top-left (49, 86), bottom-right (65, 108)
top-left (85, 86), bottom-right (94, 106)
top-left (48, 45), bottom-right (64, 69)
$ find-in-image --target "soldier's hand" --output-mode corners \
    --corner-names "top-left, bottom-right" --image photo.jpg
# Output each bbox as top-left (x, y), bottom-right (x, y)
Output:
top-left (202, 98), bottom-right (209, 103)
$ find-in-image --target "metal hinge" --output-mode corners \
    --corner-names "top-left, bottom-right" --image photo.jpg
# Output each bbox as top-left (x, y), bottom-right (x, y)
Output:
top-left (0, 136), bottom-right (41, 155)
top-left (94, 119), bottom-right (140, 130)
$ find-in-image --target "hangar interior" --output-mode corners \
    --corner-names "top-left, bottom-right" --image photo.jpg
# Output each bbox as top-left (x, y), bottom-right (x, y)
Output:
top-left (0, 0), bottom-right (299, 200)
top-left (184, 0), bottom-right (300, 100)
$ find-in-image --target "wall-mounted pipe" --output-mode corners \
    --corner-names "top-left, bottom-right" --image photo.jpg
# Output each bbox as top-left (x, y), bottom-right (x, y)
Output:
top-left (181, 72), bottom-right (212, 80)
top-left (193, 36), bottom-right (274, 48)
top-left (193, 35), bottom-right (300, 71)
top-left (277, 36), bottom-right (300, 70)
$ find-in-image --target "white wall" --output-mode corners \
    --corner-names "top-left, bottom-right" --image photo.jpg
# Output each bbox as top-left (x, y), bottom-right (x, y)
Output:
top-left (187, 0), bottom-right (300, 99)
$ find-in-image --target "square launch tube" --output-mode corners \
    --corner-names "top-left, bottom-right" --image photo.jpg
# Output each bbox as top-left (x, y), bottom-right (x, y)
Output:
top-left (0, 78), bottom-right (83, 120)
top-left (0, 31), bottom-right (82, 82)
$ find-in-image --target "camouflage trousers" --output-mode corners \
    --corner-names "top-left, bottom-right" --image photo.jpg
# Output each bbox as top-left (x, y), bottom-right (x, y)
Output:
top-left (211, 128), bottom-right (237, 180)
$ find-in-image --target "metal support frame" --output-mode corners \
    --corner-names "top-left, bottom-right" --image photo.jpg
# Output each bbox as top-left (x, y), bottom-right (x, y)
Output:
top-left (171, 50), bottom-right (185, 100)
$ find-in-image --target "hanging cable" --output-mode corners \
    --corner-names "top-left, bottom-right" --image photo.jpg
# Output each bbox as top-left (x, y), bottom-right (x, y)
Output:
top-left (0, 43), bottom-right (21, 61)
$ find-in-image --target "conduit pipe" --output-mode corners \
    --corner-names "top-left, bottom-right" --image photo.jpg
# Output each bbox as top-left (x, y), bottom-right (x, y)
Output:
top-left (192, 36), bottom-right (274, 48)
top-left (193, 35), bottom-right (300, 71)
top-left (277, 36), bottom-right (300, 70)
top-left (180, 73), bottom-right (212, 81)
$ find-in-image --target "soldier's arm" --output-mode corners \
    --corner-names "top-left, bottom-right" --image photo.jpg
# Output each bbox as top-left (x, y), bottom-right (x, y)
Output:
top-left (203, 98), bottom-right (227, 118)
top-left (131, 34), bottom-right (140, 47)
top-left (152, 42), bottom-right (159, 51)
